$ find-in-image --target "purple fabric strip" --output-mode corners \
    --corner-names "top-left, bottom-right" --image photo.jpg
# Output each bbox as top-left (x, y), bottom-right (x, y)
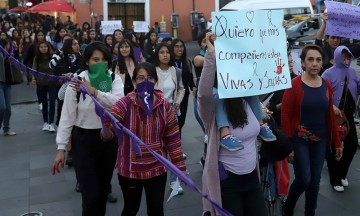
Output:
top-left (78, 85), bottom-right (233, 216)
top-left (0, 45), bottom-right (233, 216)
top-left (0, 45), bottom-right (67, 84)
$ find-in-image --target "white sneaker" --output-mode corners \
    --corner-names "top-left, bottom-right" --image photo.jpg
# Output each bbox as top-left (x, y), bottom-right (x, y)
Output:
top-left (48, 123), bottom-right (56, 132)
top-left (39, 103), bottom-right (43, 111)
top-left (169, 182), bottom-right (184, 195)
top-left (333, 185), bottom-right (344, 192)
top-left (341, 178), bottom-right (349, 187)
top-left (42, 123), bottom-right (49, 131)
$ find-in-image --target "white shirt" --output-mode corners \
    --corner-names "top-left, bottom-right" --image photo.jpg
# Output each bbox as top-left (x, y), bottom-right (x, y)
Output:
top-left (56, 70), bottom-right (124, 150)
top-left (159, 69), bottom-right (176, 103)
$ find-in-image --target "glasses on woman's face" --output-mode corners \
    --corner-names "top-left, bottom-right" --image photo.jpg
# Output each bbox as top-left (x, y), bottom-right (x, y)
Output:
top-left (136, 75), bottom-right (155, 82)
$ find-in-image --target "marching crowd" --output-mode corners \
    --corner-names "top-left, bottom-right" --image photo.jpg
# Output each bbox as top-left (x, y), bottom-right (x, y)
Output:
top-left (0, 9), bottom-right (360, 216)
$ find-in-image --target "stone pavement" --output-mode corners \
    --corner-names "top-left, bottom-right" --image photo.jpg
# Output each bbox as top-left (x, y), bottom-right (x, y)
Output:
top-left (0, 42), bottom-right (360, 216)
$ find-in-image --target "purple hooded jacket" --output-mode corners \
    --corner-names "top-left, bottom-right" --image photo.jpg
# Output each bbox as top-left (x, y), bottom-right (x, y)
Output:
top-left (322, 45), bottom-right (360, 110)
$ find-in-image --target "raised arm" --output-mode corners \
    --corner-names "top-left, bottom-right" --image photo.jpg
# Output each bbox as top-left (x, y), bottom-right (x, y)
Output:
top-left (316, 12), bottom-right (328, 43)
top-left (197, 32), bottom-right (217, 127)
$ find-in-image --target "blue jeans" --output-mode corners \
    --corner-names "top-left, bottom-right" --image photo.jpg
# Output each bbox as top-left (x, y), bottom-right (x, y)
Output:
top-left (38, 85), bottom-right (56, 124)
top-left (194, 78), bottom-right (205, 133)
top-left (0, 82), bottom-right (11, 132)
top-left (213, 88), bottom-right (265, 130)
top-left (285, 136), bottom-right (327, 216)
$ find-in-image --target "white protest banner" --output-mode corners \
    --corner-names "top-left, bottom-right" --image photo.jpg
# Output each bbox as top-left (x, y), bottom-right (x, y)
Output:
top-left (133, 21), bottom-right (149, 33)
top-left (212, 10), bottom-right (291, 99)
top-left (101, 20), bottom-right (122, 35)
top-left (325, 1), bottom-right (360, 39)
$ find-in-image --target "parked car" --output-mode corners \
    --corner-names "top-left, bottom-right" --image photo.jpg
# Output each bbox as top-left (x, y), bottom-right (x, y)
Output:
top-left (286, 16), bottom-right (323, 44)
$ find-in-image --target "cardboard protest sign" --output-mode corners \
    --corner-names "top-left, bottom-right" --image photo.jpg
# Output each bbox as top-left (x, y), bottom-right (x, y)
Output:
top-left (325, 1), bottom-right (360, 39)
top-left (133, 21), bottom-right (149, 32)
top-left (101, 20), bottom-right (122, 35)
top-left (212, 10), bottom-right (291, 99)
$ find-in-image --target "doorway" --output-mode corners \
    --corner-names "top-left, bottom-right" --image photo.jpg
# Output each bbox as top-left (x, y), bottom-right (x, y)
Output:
top-left (108, 3), bottom-right (145, 29)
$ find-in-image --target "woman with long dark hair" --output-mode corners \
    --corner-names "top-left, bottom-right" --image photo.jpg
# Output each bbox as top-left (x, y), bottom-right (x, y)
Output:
top-left (171, 39), bottom-right (196, 133)
top-left (88, 29), bottom-right (99, 44)
top-left (52, 42), bottom-right (124, 215)
top-left (153, 42), bottom-right (185, 193)
top-left (112, 29), bottom-right (123, 45)
top-left (31, 41), bottom-right (56, 132)
top-left (52, 28), bottom-right (68, 51)
top-left (123, 30), bottom-right (144, 63)
top-left (78, 31), bottom-right (89, 54)
top-left (23, 30), bottom-right (46, 69)
top-left (52, 38), bottom-right (82, 125)
top-left (19, 29), bottom-right (32, 62)
top-left (198, 32), bottom-right (267, 216)
top-left (23, 30), bottom-right (46, 110)
top-left (142, 29), bottom-right (157, 63)
top-left (112, 39), bottom-right (138, 95)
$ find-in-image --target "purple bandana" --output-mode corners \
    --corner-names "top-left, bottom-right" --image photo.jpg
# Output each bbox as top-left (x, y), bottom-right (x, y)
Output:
top-left (136, 80), bottom-right (155, 116)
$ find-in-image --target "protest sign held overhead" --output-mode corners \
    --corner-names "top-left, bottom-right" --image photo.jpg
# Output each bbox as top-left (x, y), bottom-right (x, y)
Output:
top-left (325, 1), bottom-right (360, 39)
top-left (133, 21), bottom-right (149, 33)
top-left (101, 20), bottom-right (122, 35)
top-left (212, 10), bottom-right (290, 99)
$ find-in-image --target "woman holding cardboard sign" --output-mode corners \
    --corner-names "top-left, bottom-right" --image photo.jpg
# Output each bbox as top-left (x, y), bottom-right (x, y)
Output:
top-left (316, 9), bottom-right (360, 75)
top-left (198, 32), bottom-right (267, 216)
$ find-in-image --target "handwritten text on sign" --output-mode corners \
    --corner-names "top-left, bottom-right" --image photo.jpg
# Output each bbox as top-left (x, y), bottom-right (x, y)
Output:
top-left (325, 1), bottom-right (360, 39)
top-left (212, 10), bottom-right (290, 99)
top-left (101, 21), bottom-right (122, 35)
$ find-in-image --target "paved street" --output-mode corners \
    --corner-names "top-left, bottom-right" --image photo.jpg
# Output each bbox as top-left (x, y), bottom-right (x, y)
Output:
top-left (0, 42), bottom-right (360, 215)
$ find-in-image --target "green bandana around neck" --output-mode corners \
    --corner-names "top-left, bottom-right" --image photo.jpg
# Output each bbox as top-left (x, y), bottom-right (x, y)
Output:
top-left (87, 62), bottom-right (112, 92)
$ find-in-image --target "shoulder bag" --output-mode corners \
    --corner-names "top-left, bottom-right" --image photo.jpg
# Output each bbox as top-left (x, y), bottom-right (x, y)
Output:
top-left (336, 76), bottom-right (350, 141)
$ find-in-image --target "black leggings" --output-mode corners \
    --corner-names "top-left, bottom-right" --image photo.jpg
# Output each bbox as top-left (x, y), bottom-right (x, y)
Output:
top-left (221, 169), bottom-right (268, 216)
top-left (326, 109), bottom-right (358, 186)
top-left (118, 173), bottom-right (167, 216)
top-left (72, 127), bottom-right (117, 216)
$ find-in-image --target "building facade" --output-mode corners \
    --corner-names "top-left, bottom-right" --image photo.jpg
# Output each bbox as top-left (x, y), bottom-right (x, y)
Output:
top-left (73, 0), bottom-right (219, 42)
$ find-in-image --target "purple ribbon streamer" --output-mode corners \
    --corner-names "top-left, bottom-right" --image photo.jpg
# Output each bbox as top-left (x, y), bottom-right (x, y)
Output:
top-left (0, 44), bottom-right (233, 216)
top-left (0, 45), bottom-right (67, 85)
top-left (78, 85), bottom-right (233, 216)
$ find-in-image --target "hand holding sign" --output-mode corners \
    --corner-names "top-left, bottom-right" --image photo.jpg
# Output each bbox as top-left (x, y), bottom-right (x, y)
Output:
top-left (206, 32), bottom-right (215, 52)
